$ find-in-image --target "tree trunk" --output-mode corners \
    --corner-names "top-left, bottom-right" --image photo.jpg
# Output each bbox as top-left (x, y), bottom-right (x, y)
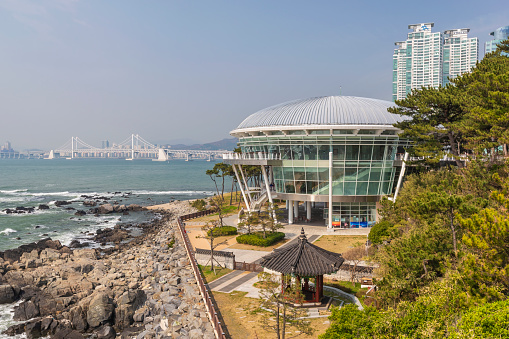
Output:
top-left (447, 131), bottom-right (463, 168)
top-left (450, 212), bottom-right (457, 257)
top-left (210, 236), bottom-right (215, 273)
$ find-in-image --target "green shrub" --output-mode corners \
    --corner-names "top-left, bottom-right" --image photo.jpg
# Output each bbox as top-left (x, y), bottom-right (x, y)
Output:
top-left (191, 199), bottom-right (206, 211)
top-left (207, 226), bottom-right (238, 237)
top-left (236, 232), bottom-right (285, 247)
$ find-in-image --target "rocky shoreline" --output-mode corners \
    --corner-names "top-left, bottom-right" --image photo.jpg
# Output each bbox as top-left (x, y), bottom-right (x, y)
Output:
top-left (0, 200), bottom-right (215, 339)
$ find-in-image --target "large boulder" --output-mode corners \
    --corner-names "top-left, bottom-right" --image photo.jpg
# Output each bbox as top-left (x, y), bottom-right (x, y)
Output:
top-left (114, 290), bottom-right (146, 329)
top-left (97, 204), bottom-right (114, 214)
top-left (86, 292), bottom-right (114, 328)
top-left (13, 300), bottom-right (39, 321)
top-left (0, 284), bottom-right (17, 304)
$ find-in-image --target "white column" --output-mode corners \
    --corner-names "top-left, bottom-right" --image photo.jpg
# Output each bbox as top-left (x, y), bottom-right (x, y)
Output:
top-left (328, 151), bottom-right (333, 229)
top-left (261, 165), bottom-right (273, 205)
top-left (286, 200), bottom-right (289, 209)
top-left (288, 200), bottom-right (294, 224)
top-left (393, 152), bottom-right (409, 202)
top-left (239, 165), bottom-right (252, 205)
top-left (232, 164), bottom-right (251, 212)
top-left (306, 201), bottom-right (312, 221)
top-left (294, 201), bottom-right (299, 220)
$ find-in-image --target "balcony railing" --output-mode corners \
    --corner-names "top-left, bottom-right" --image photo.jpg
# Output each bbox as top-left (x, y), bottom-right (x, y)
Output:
top-left (222, 152), bottom-right (281, 160)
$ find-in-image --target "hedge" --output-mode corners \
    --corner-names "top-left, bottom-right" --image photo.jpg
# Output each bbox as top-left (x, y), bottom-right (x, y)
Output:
top-left (236, 232), bottom-right (285, 247)
top-left (207, 226), bottom-right (238, 237)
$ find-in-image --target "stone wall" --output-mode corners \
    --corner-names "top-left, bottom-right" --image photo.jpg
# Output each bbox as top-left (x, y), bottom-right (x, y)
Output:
top-left (195, 248), bottom-right (235, 270)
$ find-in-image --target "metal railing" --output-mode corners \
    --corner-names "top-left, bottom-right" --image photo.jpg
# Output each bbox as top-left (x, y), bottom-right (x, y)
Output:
top-left (222, 152), bottom-right (281, 160)
top-left (176, 215), bottom-right (227, 339)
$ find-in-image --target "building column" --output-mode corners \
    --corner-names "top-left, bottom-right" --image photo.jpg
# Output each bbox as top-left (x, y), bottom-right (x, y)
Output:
top-left (294, 201), bottom-right (299, 220)
top-left (328, 151), bottom-right (333, 229)
top-left (288, 200), bottom-right (294, 224)
top-left (306, 201), bottom-right (312, 221)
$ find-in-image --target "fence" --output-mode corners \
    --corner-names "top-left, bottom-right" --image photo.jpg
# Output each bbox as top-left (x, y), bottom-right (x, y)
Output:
top-left (177, 215), bottom-right (227, 339)
top-left (180, 209), bottom-right (216, 221)
top-left (234, 261), bottom-right (263, 272)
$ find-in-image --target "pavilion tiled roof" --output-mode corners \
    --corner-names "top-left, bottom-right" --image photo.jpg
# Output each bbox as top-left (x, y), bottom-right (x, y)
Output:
top-left (260, 228), bottom-right (345, 277)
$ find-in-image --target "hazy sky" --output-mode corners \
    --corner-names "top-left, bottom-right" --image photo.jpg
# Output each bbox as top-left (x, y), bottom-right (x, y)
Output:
top-left (1, 0), bottom-right (508, 150)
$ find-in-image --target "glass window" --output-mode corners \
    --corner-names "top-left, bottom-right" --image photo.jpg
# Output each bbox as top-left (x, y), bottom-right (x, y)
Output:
top-left (333, 145), bottom-right (345, 160)
top-left (283, 167), bottom-right (294, 181)
top-left (343, 182), bottom-right (356, 195)
top-left (291, 145), bottom-right (304, 160)
top-left (293, 168), bottom-right (306, 181)
top-left (318, 168), bottom-right (329, 181)
top-left (360, 145), bottom-right (373, 160)
top-left (309, 130), bottom-right (330, 135)
top-left (345, 145), bottom-right (359, 160)
top-left (356, 182), bottom-right (368, 195)
top-left (306, 167), bottom-right (319, 181)
top-left (284, 181), bottom-right (295, 193)
top-left (368, 181), bottom-right (380, 195)
top-left (280, 145), bottom-right (292, 160)
top-left (357, 130), bottom-right (377, 135)
top-left (273, 167), bottom-right (283, 180)
top-left (304, 145), bottom-right (317, 160)
top-left (288, 130), bottom-right (305, 135)
top-left (318, 145), bottom-right (330, 160)
top-left (332, 181), bottom-right (344, 195)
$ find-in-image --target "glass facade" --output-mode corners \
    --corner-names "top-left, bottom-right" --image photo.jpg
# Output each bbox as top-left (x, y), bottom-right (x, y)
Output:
top-left (238, 133), bottom-right (399, 197)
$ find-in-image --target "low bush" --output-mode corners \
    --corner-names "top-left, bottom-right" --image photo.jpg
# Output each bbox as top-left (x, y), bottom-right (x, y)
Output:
top-left (190, 199), bottom-right (206, 211)
top-left (236, 232), bottom-right (285, 247)
top-left (207, 226), bottom-right (238, 237)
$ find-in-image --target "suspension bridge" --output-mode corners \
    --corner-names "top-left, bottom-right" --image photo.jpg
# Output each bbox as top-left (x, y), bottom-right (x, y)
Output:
top-left (48, 134), bottom-right (227, 161)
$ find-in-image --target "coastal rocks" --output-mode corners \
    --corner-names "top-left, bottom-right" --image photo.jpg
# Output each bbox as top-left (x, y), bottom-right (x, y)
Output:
top-left (54, 201), bottom-right (72, 207)
top-left (74, 210), bottom-right (87, 216)
top-left (90, 203), bottom-right (146, 215)
top-left (0, 238), bottom-right (63, 264)
top-left (38, 204), bottom-right (50, 210)
top-left (82, 201), bottom-right (97, 207)
top-left (0, 284), bottom-right (16, 303)
top-left (1, 200), bottom-right (216, 339)
top-left (3, 207), bottom-right (35, 214)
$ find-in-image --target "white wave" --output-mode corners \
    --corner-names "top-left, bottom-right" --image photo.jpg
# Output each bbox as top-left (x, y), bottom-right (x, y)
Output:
top-left (0, 228), bottom-right (17, 235)
top-left (130, 190), bottom-right (214, 195)
top-left (0, 197), bottom-right (28, 203)
top-left (0, 189), bottom-right (28, 194)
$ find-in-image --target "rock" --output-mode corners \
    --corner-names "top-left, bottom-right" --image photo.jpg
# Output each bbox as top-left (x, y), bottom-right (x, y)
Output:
top-left (97, 204), bottom-right (114, 214)
top-left (13, 300), bottom-right (39, 321)
top-left (74, 210), bottom-right (86, 216)
top-left (0, 284), bottom-right (17, 304)
top-left (96, 325), bottom-right (116, 339)
top-left (52, 328), bottom-right (85, 339)
top-left (38, 204), bottom-right (50, 210)
top-left (3, 323), bottom-right (25, 336)
top-left (24, 319), bottom-right (42, 339)
top-left (86, 292), bottom-right (114, 328)
top-left (54, 201), bottom-right (72, 207)
top-left (70, 306), bottom-right (88, 332)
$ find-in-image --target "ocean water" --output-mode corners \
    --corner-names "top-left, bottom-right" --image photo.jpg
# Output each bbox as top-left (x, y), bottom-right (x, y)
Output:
top-left (0, 158), bottom-right (218, 251)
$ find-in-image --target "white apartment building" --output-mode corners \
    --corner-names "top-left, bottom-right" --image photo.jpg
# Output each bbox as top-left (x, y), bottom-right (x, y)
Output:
top-left (393, 23), bottom-right (478, 101)
top-left (443, 29), bottom-right (479, 85)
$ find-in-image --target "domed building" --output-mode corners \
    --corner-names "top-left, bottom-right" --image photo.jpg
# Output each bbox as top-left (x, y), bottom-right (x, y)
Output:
top-left (223, 96), bottom-right (409, 229)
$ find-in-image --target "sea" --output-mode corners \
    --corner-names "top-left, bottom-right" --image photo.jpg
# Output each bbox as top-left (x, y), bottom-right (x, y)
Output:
top-left (0, 158), bottom-right (219, 336)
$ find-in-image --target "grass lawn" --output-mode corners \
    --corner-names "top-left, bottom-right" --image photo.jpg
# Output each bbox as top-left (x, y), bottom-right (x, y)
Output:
top-left (198, 265), bottom-right (232, 283)
top-left (212, 291), bottom-right (330, 339)
top-left (313, 235), bottom-right (367, 253)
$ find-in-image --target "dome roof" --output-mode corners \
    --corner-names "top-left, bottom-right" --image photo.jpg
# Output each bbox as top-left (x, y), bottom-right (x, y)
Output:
top-left (233, 96), bottom-right (404, 131)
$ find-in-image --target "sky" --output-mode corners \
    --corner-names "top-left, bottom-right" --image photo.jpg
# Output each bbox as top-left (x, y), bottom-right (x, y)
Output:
top-left (1, 0), bottom-right (508, 150)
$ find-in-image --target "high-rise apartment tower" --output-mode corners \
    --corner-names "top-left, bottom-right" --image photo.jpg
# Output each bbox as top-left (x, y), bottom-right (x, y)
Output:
top-left (393, 23), bottom-right (478, 101)
top-left (443, 29), bottom-right (479, 86)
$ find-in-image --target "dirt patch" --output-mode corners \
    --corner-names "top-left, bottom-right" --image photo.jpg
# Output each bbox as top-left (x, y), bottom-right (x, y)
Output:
top-left (313, 235), bottom-right (367, 253)
top-left (212, 291), bottom-right (330, 339)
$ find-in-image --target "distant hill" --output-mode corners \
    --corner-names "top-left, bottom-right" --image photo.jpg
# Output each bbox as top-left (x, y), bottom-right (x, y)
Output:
top-left (168, 138), bottom-right (238, 151)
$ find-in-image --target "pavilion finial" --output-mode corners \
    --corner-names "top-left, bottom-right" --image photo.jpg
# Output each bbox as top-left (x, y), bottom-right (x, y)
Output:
top-left (299, 228), bottom-right (307, 242)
